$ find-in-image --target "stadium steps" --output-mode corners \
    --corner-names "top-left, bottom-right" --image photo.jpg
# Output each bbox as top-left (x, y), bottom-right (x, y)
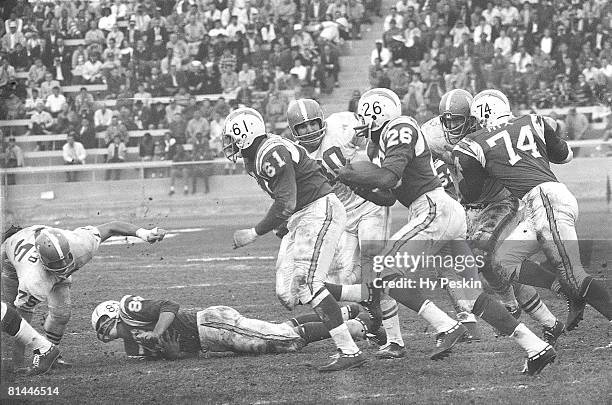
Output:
top-left (320, 12), bottom-right (386, 114)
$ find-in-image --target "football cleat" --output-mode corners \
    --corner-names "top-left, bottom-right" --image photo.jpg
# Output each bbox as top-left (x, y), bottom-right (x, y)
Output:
top-left (318, 350), bottom-right (366, 372)
top-left (542, 320), bottom-right (565, 347)
top-left (522, 345), bottom-right (556, 376)
top-left (560, 290), bottom-right (586, 331)
top-left (27, 345), bottom-right (60, 376)
top-left (459, 321), bottom-right (482, 343)
top-left (355, 313), bottom-right (387, 346)
top-left (345, 303), bottom-right (361, 320)
top-left (51, 356), bottom-right (73, 369)
top-left (430, 323), bottom-right (468, 360)
top-left (360, 299), bottom-right (383, 334)
top-left (375, 342), bottom-right (406, 359)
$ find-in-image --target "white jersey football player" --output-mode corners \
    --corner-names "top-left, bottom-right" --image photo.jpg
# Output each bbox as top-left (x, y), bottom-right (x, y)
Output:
top-left (285, 100), bottom-right (404, 359)
top-left (1, 222), bottom-right (166, 368)
top-left (422, 89), bottom-right (565, 346)
top-left (91, 295), bottom-right (375, 360)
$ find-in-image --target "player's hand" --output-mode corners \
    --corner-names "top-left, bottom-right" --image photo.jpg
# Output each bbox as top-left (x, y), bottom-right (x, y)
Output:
top-left (134, 331), bottom-right (160, 344)
top-left (233, 228), bottom-right (258, 249)
top-left (159, 330), bottom-right (181, 360)
top-left (136, 227), bottom-right (167, 243)
top-left (335, 165), bottom-right (354, 183)
top-left (274, 224), bottom-right (289, 239)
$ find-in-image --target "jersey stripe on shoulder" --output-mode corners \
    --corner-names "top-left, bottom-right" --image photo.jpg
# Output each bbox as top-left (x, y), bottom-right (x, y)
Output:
top-left (455, 138), bottom-right (487, 167)
top-left (529, 114), bottom-right (546, 142)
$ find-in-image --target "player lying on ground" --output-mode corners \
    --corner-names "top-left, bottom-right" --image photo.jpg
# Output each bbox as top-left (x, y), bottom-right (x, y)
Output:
top-left (332, 88), bottom-right (556, 375)
top-left (426, 89), bottom-right (565, 346)
top-left (286, 100), bottom-right (406, 359)
top-left (92, 295), bottom-right (378, 359)
top-left (1, 222), bottom-right (166, 369)
top-left (453, 89), bottom-right (612, 349)
top-left (1, 301), bottom-right (60, 375)
top-left (223, 107), bottom-right (365, 371)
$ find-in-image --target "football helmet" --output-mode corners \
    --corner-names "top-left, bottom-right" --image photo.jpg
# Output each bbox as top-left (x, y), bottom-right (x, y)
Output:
top-left (222, 107), bottom-right (267, 162)
top-left (439, 89), bottom-right (477, 144)
top-left (287, 99), bottom-right (327, 149)
top-left (355, 88), bottom-right (402, 141)
top-left (471, 89), bottom-right (512, 129)
top-left (91, 300), bottom-right (121, 343)
top-left (35, 228), bottom-right (75, 278)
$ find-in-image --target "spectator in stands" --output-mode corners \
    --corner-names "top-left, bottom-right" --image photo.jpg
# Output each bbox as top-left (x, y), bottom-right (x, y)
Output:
top-left (82, 54), bottom-right (104, 84)
top-left (221, 66), bottom-right (239, 93)
top-left (169, 112), bottom-right (187, 144)
top-left (105, 134), bottom-right (126, 181)
top-left (371, 40), bottom-right (391, 67)
top-left (414, 102), bottom-right (434, 125)
top-left (265, 87), bottom-right (288, 126)
top-left (74, 88), bottom-right (95, 115)
top-left (4, 93), bottom-right (24, 120)
top-left (28, 58), bottom-right (46, 84)
top-left (139, 132), bottom-right (156, 178)
top-left (493, 29), bottom-right (513, 57)
top-left (1, 21), bottom-right (25, 53)
top-left (62, 133), bottom-right (87, 182)
top-left (3, 137), bottom-right (23, 185)
top-left (321, 44), bottom-right (340, 89)
top-left (348, 90), bottom-right (361, 113)
top-left (45, 86), bottom-right (67, 117)
top-left (209, 111), bottom-right (224, 154)
top-left (77, 118), bottom-right (97, 149)
top-left (24, 88), bottom-right (43, 113)
top-left (169, 143), bottom-right (191, 195)
top-left (94, 105), bottom-right (114, 133)
top-left (106, 115), bottom-right (129, 145)
top-left (565, 107), bottom-right (589, 157)
top-left (189, 132), bottom-right (215, 194)
top-left (28, 102), bottom-right (53, 136)
top-left (39, 72), bottom-right (60, 100)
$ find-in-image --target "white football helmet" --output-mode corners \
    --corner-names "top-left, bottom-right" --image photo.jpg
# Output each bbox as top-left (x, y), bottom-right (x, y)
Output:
top-left (355, 88), bottom-right (402, 140)
top-left (470, 89), bottom-right (512, 129)
top-left (222, 107), bottom-right (267, 162)
top-left (91, 300), bottom-right (121, 343)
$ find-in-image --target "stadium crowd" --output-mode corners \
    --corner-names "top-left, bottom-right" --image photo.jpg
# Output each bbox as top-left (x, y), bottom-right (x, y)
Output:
top-left (0, 0), bottom-right (377, 180)
top-left (371, 0), bottom-right (612, 120)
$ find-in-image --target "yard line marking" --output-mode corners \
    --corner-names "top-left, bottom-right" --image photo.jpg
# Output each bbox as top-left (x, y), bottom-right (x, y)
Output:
top-left (187, 256), bottom-right (276, 262)
top-left (167, 227), bottom-right (209, 233)
top-left (444, 380), bottom-right (582, 394)
top-left (102, 234), bottom-right (178, 245)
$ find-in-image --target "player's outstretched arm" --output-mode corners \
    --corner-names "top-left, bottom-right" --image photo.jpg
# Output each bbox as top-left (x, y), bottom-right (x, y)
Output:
top-left (135, 311), bottom-right (176, 344)
top-left (96, 221), bottom-right (166, 243)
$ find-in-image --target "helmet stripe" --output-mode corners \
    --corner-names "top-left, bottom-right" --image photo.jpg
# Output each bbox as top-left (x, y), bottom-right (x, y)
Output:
top-left (43, 230), bottom-right (65, 260)
top-left (297, 99), bottom-right (308, 121)
top-left (445, 89), bottom-right (457, 111)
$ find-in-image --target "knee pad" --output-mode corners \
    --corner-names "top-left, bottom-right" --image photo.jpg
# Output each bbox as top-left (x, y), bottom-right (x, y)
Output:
top-left (1, 303), bottom-right (22, 336)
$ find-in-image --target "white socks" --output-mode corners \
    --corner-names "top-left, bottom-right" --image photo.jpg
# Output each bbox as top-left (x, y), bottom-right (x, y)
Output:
top-left (418, 300), bottom-right (458, 333)
top-left (16, 320), bottom-right (52, 354)
top-left (329, 323), bottom-right (360, 355)
top-left (512, 323), bottom-right (549, 357)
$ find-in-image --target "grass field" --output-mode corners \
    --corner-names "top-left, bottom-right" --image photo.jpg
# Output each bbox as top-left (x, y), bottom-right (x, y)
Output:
top-left (1, 200), bottom-right (611, 404)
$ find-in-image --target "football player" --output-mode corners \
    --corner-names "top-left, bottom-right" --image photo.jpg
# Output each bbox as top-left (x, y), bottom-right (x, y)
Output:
top-left (453, 89), bottom-right (612, 348)
top-left (336, 88), bottom-right (557, 375)
top-left (1, 222), bottom-right (166, 369)
top-left (222, 107), bottom-right (365, 371)
top-left (92, 295), bottom-right (376, 360)
top-left (285, 100), bottom-right (405, 359)
top-left (426, 89), bottom-right (565, 346)
top-left (1, 300), bottom-right (60, 375)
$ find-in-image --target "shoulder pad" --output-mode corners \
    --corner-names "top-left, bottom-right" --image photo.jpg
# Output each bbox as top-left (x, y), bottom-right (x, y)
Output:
top-left (454, 138), bottom-right (486, 167)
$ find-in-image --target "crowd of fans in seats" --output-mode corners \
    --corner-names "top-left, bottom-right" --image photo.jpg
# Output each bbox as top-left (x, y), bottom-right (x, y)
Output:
top-left (0, 0), bottom-right (377, 179)
top-left (371, 0), bottom-right (612, 121)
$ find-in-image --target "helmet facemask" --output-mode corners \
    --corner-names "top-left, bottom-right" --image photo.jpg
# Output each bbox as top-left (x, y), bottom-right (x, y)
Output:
top-left (96, 315), bottom-right (120, 343)
top-left (222, 132), bottom-right (242, 163)
top-left (294, 118), bottom-right (326, 150)
top-left (40, 252), bottom-right (75, 279)
top-left (440, 112), bottom-right (477, 144)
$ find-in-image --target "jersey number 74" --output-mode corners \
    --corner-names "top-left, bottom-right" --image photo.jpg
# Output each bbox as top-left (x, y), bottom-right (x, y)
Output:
top-left (486, 125), bottom-right (542, 166)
